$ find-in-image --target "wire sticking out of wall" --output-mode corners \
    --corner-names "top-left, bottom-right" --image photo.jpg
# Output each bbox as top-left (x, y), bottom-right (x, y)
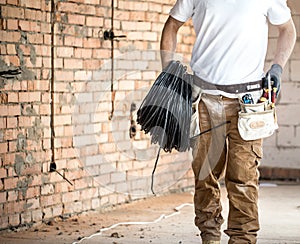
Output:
top-left (105, 0), bottom-right (126, 120)
top-left (72, 203), bottom-right (193, 244)
top-left (50, 162), bottom-right (73, 186)
top-left (0, 69), bottom-right (21, 79)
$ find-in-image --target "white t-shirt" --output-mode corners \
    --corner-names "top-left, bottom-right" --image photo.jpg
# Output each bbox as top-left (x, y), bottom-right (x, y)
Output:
top-left (170, 0), bottom-right (291, 96)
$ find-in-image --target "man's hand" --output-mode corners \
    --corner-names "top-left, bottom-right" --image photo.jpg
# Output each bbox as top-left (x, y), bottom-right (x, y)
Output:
top-left (266, 64), bottom-right (282, 96)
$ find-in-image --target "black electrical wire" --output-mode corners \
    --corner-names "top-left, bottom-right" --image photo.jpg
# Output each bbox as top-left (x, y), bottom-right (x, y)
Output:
top-left (0, 69), bottom-right (21, 79)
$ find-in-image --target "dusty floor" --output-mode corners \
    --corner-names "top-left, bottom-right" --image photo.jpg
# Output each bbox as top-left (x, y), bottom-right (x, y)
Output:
top-left (0, 192), bottom-right (195, 244)
top-left (1, 182), bottom-right (300, 244)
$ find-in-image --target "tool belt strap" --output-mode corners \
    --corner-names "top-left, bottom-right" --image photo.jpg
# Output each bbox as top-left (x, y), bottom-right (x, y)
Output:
top-left (193, 75), bottom-right (263, 94)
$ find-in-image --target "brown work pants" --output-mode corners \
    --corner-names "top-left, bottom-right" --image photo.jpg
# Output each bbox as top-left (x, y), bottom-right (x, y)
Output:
top-left (192, 94), bottom-right (262, 243)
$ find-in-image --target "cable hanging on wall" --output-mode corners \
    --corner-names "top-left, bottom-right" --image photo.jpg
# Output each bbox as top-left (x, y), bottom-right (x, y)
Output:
top-left (103, 0), bottom-right (126, 120)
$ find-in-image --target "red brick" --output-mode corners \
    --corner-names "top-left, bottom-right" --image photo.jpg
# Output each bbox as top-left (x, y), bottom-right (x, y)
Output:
top-left (6, 117), bottom-right (17, 128)
top-left (0, 105), bottom-right (8, 116)
top-left (20, 0), bottom-right (41, 10)
top-left (44, 33), bottom-right (51, 45)
top-left (6, 44), bottom-right (16, 55)
top-left (64, 201), bottom-right (82, 214)
top-left (4, 200), bottom-right (25, 214)
top-left (18, 44), bottom-right (30, 56)
top-left (35, 45), bottom-right (51, 57)
top-left (95, 6), bottom-right (110, 17)
top-left (83, 59), bottom-right (102, 69)
top-left (26, 186), bottom-right (40, 199)
top-left (8, 213), bottom-right (20, 226)
top-left (0, 117), bottom-right (6, 129)
top-left (62, 191), bottom-right (80, 203)
top-left (74, 48), bottom-right (92, 58)
top-left (0, 142), bottom-right (8, 154)
top-left (0, 31), bottom-right (20, 43)
top-left (55, 182), bottom-right (69, 193)
top-left (7, 104), bottom-right (21, 116)
top-left (4, 178), bottom-right (18, 190)
top-left (92, 48), bottom-right (110, 59)
top-left (7, 190), bottom-right (18, 201)
top-left (114, 10), bottom-right (130, 20)
top-left (28, 33), bottom-right (43, 44)
top-left (40, 194), bottom-right (61, 207)
top-left (64, 36), bottom-right (83, 47)
top-left (52, 205), bottom-right (63, 216)
top-left (30, 175), bottom-right (42, 186)
top-left (68, 14), bottom-right (85, 25)
top-left (0, 192), bottom-right (6, 204)
top-left (18, 20), bottom-right (30, 32)
top-left (64, 58), bottom-right (83, 69)
top-left (74, 178), bottom-right (89, 190)
top-left (53, 115), bottom-right (72, 126)
top-left (20, 211), bottom-right (31, 224)
top-left (56, 46), bottom-right (74, 58)
top-left (42, 57), bottom-right (51, 68)
top-left (18, 92), bottom-right (29, 103)
top-left (41, 184), bottom-right (54, 195)
top-left (86, 16), bottom-right (103, 27)
top-left (0, 92), bottom-right (9, 103)
top-left (18, 117), bottom-right (33, 127)
top-left (3, 152), bottom-right (16, 166)
top-left (4, 128), bottom-right (20, 141)
top-left (7, 92), bottom-right (18, 103)
top-left (38, 104), bottom-right (50, 115)
top-left (55, 70), bottom-right (74, 81)
top-left (0, 216), bottom-right (9, 229)
top-left (2, 6), bottom-right (25, 19)
top-left (0, 44), bottom-right (6, 54)
top-left (83, 38), bottom-right (101, 48)
top-left (32, 209), bottom-right (42, 222)
top-left (32, 150), bottom-right (50, 163)
top-left (7, 55), bottom-right (20, 66)
top-left (22, 164), bottom-right (41, 175)
top-left (24, 9), bottom-right (42, 21)
top-left (57, 2), bottom-right (78, 13)
top-left (41, 22), bottom-right (51, 34)
top-left (80, 187), bottom-right (98, 200)
top-left (8, 141), bottom-right (16, 152)
top-left (61, 148), bottom-right (77, 159)
top-left (0, 168), bottom-right (7, 178)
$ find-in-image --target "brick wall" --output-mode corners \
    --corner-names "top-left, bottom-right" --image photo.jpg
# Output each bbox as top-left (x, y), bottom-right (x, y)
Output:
top-left (263, 0), bottom-right (300, 174)
top-left (0, 0), bottom-right (299, 231)
top-left (0, 0), bottom-right (53, 229)
top-left (0, 0), bottom-right (195, 230)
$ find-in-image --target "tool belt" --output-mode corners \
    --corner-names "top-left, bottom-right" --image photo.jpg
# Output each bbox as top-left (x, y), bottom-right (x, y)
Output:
top-left (193, 75), bottom-right (263, 94)
top-left (238, 101), bottom-right (278, 141)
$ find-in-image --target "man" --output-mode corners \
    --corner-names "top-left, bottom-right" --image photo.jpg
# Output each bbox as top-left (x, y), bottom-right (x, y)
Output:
top-left (160, 0), bottom-right (296, 243)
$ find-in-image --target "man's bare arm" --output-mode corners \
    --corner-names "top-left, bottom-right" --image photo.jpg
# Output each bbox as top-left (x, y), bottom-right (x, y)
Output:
top-left (273, 18), bottom-right (297, 68)
top-left (160, 16), bottom-right (185, 69)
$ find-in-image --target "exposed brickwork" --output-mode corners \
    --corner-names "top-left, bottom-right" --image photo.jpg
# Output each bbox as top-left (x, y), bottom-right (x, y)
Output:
top-left (263, 0), bottom-right (300, 172)
top-left (0, 0), bottom-right (299, 232)
top-left (0, 0), bottom-right (194, 231)
top-left (260, 166), bottom-right (300, 181)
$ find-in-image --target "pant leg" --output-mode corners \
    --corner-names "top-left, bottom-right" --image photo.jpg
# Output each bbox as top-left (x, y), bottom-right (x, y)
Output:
top-left (192, 98), bottom-right (227, 241)
top-left (224, 99), bottom-right (262, 244)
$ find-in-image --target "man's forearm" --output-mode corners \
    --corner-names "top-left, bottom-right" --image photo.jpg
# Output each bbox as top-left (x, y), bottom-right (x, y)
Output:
top-left (160, 16), bottom-right (184, 69)
top-left (273, 18), bottom-right (297, 68)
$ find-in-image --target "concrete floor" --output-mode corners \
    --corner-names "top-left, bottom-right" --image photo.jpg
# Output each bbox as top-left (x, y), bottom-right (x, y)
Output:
top-left (1, 182), bottom-right (300, 244)
top-left (75, 183), bottom-right (300, 244)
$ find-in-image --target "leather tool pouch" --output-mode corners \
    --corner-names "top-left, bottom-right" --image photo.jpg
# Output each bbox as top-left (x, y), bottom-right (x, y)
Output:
top-left (238, 100), bottom-right (278, 141)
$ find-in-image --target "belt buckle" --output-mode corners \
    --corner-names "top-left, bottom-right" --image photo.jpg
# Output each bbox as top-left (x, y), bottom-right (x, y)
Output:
top-left (247, 83), bottom-right (261, 91)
